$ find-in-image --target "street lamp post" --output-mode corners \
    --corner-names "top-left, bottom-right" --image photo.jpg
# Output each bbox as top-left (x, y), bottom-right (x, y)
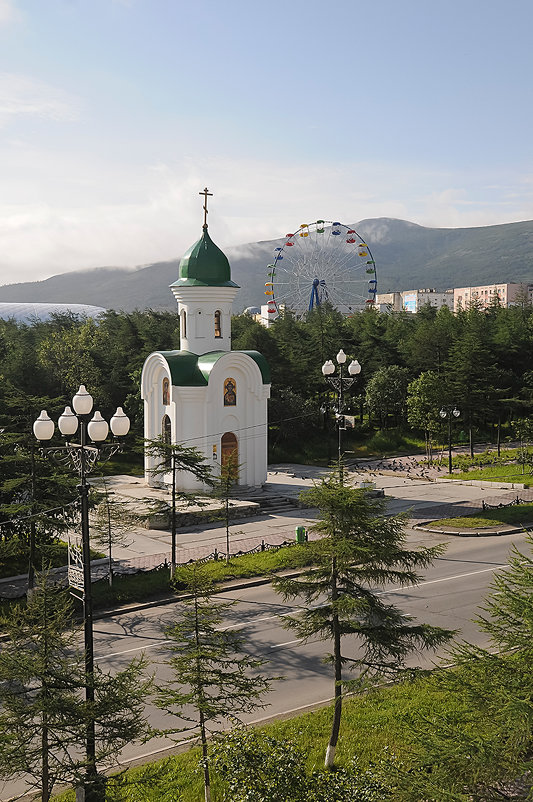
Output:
top-left (439, 405), bottom-right (461, 475)
top-left (33, 386), bottom-right (130, 801)
top-left (322, 350), bottom-right (361, 484)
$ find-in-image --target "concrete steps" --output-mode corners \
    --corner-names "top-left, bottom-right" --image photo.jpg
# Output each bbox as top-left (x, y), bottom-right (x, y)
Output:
top-left (230, 492), bottom-right (302, 516)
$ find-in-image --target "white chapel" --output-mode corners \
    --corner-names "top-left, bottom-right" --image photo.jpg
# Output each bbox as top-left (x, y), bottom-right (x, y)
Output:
top-left (141, 191), bottom-right (271, 491)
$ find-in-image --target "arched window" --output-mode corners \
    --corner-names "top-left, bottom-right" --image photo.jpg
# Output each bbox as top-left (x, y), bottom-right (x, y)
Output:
top-left (162, 415), bottom-right (172, 471)
top-left (162, 378), bottom-right (170, 406)
top-left (214, 310), bottom-right (222, 338)
top-left (180, 309), bottom-right (187, 339)
top-left (223, 378), bottom-right (236, 406)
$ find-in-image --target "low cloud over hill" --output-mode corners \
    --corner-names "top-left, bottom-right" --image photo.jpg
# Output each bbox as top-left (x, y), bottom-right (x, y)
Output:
top-left (2, 218), bottom-right (533, 313)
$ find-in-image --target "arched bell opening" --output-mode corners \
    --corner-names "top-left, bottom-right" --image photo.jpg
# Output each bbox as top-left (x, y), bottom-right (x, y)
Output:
top-left (214, 309), bottom-right (222, 338)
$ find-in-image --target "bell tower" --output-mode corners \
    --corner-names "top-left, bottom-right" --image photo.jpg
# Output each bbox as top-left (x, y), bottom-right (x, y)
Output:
top-left (170, 188), bottom-right (239, 355)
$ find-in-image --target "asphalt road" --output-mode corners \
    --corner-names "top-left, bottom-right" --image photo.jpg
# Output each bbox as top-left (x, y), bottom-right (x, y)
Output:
top-left (74, 532), bottom-right (529, 765)
top-left (1, 529), bottom-right (526, 802)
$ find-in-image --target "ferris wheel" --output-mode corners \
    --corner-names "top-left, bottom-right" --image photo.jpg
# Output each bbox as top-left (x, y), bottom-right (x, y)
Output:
top-left (264, 220), bottom-right (377, 318)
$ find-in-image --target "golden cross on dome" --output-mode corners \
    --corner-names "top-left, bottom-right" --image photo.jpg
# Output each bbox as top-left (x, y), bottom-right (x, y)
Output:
top-left (199, 187), bottom-right (213, 228)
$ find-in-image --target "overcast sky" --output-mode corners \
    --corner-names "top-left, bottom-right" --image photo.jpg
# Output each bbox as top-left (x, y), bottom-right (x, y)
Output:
top-left (1, 0), bottom-right (533, 285)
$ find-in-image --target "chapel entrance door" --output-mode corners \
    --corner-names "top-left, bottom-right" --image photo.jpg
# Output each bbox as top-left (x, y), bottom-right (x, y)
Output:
top-left (221, 432), bottom-right (239, 483)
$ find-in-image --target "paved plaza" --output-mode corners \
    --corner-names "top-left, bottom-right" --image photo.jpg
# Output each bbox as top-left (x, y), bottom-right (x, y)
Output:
top-left (2, 457), bottom-right (530, 599)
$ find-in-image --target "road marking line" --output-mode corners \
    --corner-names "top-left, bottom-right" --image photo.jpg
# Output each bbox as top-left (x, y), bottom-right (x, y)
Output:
top-left (95, 640), bottom-right (171, 661)
top-left (385, 565), bottom-right (505, 594)
top-left (218, 607), bottom-right (309, 631)
top-left (270, 638), bottom-right (303, 649)
top-left (94, 568), bottom-right (505, 661)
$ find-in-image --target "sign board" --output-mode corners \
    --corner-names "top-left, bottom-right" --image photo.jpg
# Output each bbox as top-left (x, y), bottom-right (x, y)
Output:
top-left (403, 292), bottom-right (417, 313)
top-left (68, 536), bottom-right (85, 593)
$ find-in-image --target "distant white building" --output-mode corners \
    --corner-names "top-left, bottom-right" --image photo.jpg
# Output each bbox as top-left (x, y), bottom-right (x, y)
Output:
top-left (375, 292), bottom-right (403, 313)
top-left (454, 282), bottom-right (533, 311)
top-left (0, 302), bottom-right (105, 323)
top-left (402, 288), bottom-right (454, 313)
top-left (375, 289), bottom-right (453, 314)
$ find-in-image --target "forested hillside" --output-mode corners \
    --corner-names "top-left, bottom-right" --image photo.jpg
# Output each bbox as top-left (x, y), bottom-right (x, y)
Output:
top-left (2, 217), bottom-right (533, 312)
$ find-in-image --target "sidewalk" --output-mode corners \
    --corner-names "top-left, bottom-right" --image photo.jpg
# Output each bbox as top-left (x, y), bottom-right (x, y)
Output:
top-left (2, 461), bottom-right (529, 600)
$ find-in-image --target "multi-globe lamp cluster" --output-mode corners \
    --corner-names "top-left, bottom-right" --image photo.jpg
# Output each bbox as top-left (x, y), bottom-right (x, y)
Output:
top-left (32, 384), bottom-right (130, 800)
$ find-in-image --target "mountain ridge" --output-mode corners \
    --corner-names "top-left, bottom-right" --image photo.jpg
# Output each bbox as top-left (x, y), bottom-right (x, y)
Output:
top-left (1, 217), bottom-right (533, 312)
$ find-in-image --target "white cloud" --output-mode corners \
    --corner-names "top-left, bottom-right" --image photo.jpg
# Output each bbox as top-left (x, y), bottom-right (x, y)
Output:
top-left (0, 0), bottom-right (19, 26)
top-left (0, 73), bottom-right (80, 125)
top-left (1, 149), bottom-right (533, 287)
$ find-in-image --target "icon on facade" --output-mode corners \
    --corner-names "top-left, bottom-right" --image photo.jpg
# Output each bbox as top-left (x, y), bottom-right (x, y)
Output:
top-left (224, 378), bottom-right (236, 406)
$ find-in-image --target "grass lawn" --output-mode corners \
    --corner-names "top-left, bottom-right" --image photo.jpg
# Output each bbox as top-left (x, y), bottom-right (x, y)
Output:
top-left (72, 544), bottom-right (315, 611)
top-left (53, 675), bottom-right (446, 801)
top-left (0, 540), bottom-right (103, 580)
top-left (1, 542), bottom-right (314, 618)
top-left (426, 502), bottom-right (533, 529)
top-left (449, 463), bottom-right (533, 487)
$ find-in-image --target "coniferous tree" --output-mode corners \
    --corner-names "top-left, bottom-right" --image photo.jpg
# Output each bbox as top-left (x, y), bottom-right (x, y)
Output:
top-left (272, 470), bottom-right (453, 768)
top-left (444, 306), bottom-right (501, 456)
top-left (0, 579), bottom-right (86, 802)
top-left (0, 577), bottom-right (151, 802)
top-left (0, 382), bottom-right (78, 586)
top-left (154, 563), bottom-right (275, 802)
top-left (396, 534), bottom-right (533, 801)
top-left (90, 477), bottom-right (139, 585)
top-left (144, 436), bottom-right (214, 571)
top-left (209, 449), bottom-right (241, 563)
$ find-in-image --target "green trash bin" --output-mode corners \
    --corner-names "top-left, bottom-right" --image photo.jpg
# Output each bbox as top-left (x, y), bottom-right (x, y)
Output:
top-left (295, 525), bottom-right (306, 544)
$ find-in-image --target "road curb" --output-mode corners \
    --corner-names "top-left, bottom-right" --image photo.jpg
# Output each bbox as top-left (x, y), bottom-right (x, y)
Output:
top-left (0, 570), bottom-right (305, 638)
top-left (414, 525), bottom-right (530, 538)
top-left (92, 569), bottom-right (307, 620)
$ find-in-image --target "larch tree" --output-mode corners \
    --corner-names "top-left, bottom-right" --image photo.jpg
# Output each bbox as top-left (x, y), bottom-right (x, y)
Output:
top-left (0, 576), bottom-right (151, 802)
top-left (90, 477), bottom-right (138, 585)
top-left (144, 436), bottom-right (214, 572)
top-left (272, 470), bottom-right (453, 768)
top-left (154, 563), bottom-right (276, 802)
top-left (396, 533), bottom-right (533, 801)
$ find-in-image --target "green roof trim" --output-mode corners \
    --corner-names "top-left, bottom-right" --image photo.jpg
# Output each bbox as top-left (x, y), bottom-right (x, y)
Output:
top-left (238, 350), bottom-right (271, 384)
top-left (159, 351), bottom-right (207, 387)
top-left (158, 349), bottom-right (270, 387)
top-left (197, 351), bottom-right (228, 382)
top-left (170, 227), bottom-right (239, 288)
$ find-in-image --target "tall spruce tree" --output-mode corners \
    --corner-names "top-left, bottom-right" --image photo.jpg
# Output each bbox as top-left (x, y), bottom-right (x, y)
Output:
top-left (154, 563), bottom-right (275, 802)
top-left (444, 306), bottom-right (501, 457)
top-left (272, 470), bottom-right (453, 768)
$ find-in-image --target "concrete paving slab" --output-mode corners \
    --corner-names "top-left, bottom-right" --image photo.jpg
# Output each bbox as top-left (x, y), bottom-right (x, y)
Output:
top-left (3, 456), bottom-right (530, 599)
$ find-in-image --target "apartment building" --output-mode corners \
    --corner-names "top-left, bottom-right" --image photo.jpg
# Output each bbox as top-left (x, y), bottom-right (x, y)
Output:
top-left (376, 288), bottom-right (454, 313)
top-left (454, 282), bottom-right (533, 311)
